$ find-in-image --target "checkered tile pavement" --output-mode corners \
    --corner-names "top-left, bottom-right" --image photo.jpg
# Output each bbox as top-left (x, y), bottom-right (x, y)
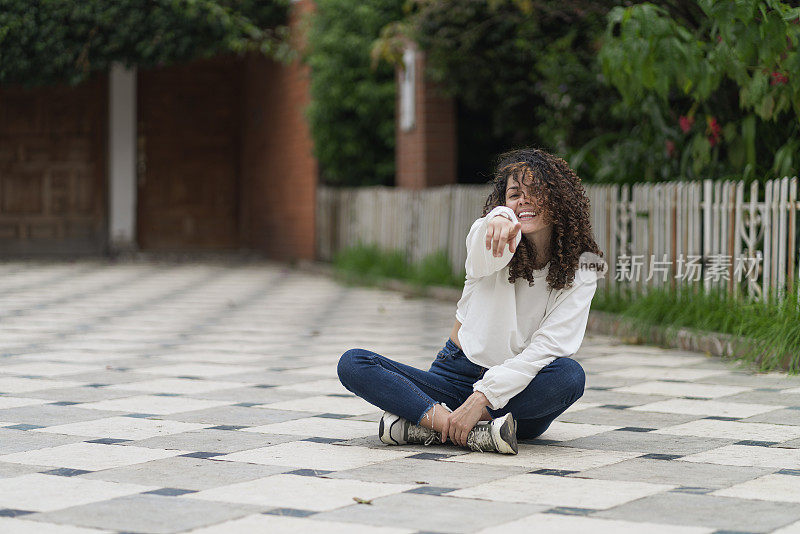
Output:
top-left (0, 260), bottom-right (799, 533)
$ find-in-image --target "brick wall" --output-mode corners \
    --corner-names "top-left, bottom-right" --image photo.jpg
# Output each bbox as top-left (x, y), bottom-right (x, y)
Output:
top-left (240, 0), bottom-right (317, 261)
top-left (396, 43), bottom-right (457, 190)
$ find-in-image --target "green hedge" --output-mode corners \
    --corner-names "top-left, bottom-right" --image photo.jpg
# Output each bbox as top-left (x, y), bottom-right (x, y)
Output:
top-left (0, 0), bottom-right (289, 86)
top-left (305, 0), bottom-right (403, 187)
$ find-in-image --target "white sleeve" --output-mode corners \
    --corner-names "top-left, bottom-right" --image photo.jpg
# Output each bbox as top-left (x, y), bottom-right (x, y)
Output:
top-left (464, 206), bottom-right (523, 279)
top-left (472, 269), bottom-right (597, 410)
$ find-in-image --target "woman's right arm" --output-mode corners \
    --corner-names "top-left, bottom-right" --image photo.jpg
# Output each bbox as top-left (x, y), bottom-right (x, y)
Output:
top-left (465, 206), bottom-right (523, 279)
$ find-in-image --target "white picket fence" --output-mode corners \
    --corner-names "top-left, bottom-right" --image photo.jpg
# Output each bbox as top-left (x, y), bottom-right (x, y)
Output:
top-left (316, 177), bottom-right (800, 302)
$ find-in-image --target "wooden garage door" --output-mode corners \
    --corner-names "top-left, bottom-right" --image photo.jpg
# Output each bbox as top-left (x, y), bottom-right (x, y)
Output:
top-left (0, 77), bottom-right (107, 255)
top-left (137, 57), bottom-right (241, 250)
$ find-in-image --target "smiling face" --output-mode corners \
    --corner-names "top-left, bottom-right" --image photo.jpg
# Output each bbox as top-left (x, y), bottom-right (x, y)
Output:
top-left (505, 174), bottom-right (552, 239)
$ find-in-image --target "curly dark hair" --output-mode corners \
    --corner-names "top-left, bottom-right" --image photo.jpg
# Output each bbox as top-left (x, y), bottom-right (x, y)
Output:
top-left (481, 147), bottom-right (603, 291)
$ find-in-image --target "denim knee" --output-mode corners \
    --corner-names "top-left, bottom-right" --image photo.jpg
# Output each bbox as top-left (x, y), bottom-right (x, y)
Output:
top-left (337, 348), bottom-right (367, 389)
top-left (560, 357), bottom-right (586, 403)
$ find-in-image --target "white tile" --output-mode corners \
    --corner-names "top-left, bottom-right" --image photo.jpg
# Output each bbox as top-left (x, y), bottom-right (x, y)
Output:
top-left (242, 416), bottom-right (376, 439)
top-left (186, 513), bottom-right (415, 533)
top-left (290, 363), bottom-right (338, 376)
top-left (589, 354), bottom-right (707, 367)
top-left (682, 445), bottom-right (800, 468)
top-left (159, 352), bottom-right (265, 364)
top-left (0, 518), bottom-right (112, 533)
top-left (613, 381), bottom-right (749, 399)
top-left (538, 422), bottom-right (620, 441)
top-left (187, 473), bottom-right (413, 511)
top-left (106, 378), bottom-right (251, 394)
top-left (0, 442), bottom-right (187, 470)
top-left (629, 399), bottom-right (778, 418)
top-left (0, 377), bottom-right (81, 393)
top-left (450, 473), bottom-right (672, 509)
top-left (34, 416), bottom-right (210, 440)
top-left (0, 473), bottom-right (154, 512)
top-left (603, 367), bottom-right (727, 381)
top-left (78, 395), bottom-right (233, 414)
top-left (0, 396), bottom-right (49, 409)
top-left (137, 363), bottom-right (263, 377)
top-left (220, 441), bottom-right (413, 471)
top-left (443, 445), bottom-right (639, 471)
top-left (652, 419), bottom-right (800, 442)
top-left (712, 474), bottom-right (800, 502)
top-left (477, 513), bottom-right (713, 534)
top-left (261, 395), bottom-right (378, 415)
top-left (274, 379), bottom-right (351, 395)
top-left (562, 401), bottom-right (601, 413)
top-left (0, 362), bottom-right (102, 377)
top-left (773, 519), bottom-right (800, 534)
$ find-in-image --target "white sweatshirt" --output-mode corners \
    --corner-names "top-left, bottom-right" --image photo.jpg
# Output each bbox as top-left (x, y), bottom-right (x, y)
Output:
top-left (455, 205), bottom-right (597, 410)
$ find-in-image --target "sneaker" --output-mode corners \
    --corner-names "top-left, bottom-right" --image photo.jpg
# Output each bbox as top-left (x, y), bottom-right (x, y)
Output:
top-left (379, 412), bottom-right (441, 446)
top-left (466, 413), bottom-right (518, 454)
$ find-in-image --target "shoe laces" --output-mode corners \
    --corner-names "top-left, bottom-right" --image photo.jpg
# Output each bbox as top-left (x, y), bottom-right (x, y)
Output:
top-left (466, 422), bottom-right (494, 452)
top-left (407, 422), bottom-right (440, 446)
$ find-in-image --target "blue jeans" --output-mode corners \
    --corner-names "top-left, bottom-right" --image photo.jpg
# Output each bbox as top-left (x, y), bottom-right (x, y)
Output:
top-left (337, 338), bottom-right (585, 440)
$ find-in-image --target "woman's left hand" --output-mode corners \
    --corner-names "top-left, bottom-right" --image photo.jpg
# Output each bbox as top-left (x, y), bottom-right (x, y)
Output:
top-left (443, 392), bottom-right (491, 447)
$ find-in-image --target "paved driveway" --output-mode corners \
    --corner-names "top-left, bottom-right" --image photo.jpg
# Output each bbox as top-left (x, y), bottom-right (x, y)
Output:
top-left (0, 261), bottom-right (799, 533)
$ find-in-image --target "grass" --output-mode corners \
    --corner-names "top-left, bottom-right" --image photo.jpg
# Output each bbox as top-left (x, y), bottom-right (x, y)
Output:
top-left (592, 284), bottom-right (800, 373)
top-left (332, 244), bottom-right (800, 373)
top-left (331, 244), bottom-right (465, 290)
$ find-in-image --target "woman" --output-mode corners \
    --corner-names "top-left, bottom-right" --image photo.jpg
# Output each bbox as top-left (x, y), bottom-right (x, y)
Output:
top-left (337, 147), bottom-right (602, 455)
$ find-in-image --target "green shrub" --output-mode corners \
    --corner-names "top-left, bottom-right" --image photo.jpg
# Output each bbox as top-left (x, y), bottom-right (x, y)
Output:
top-left (0, 0), bottom-right (289, 86)
top-left (593, 284), bottom-right (800, 372)
top-left (305, 0), bottom-right (403, 187)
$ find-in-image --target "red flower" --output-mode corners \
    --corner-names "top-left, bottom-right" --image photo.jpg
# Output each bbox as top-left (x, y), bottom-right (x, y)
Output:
top-left (679, 115), bottom-right (695, 133)
top-left (770, 71), bottom-right (789, 85)
top-left (665, 140), bottom-right (676, 157)
top-left (706, 116), bottom-right (722, 147)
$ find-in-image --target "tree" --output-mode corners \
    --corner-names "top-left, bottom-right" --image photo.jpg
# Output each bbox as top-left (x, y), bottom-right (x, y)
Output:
top-left (0, 0), bottom-right (290, 87)
top-left (598, 0), bottom-right (800, 181)
top-left (374, 0), bottom-right (625, 182)
top-left (305, 0), bottom-right (404, 186)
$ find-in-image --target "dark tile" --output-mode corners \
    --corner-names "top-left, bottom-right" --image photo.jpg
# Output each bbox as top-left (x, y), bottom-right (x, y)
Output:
top-left (316, 413), bottom-right (351, 419)
top-left (208, 425), bottom-right (248, 431)
top-left (639, 453), bottom-right (683, 460)
top-left (600, 404), bottom-right (633, 410)
top-left (234, 402), bottom-right (259, 407)
top-left (704, 416), bottom-right (741, 421)
top-left (520, 438), bottom-right (560, 446)
top-left (43, 468), bottom-right (92, 477)
top-left (263, 508), bottom-right (316, 518)
top-left (735, 440), bottom-right (779, 447)
top-left (254, 384), bottom-right (276, 389)
top-left (4, 424), bottom-right (45, 430)
top-left (778, 468), bottom-right (800, 476)
top-left (286, 469), bottom-right (334, 477)
top-left (124, 413), bottom-right (158, 419)
top-left (0, 509), bottom-right (33, 517)
top-left (670, 486), bottom-right (714, 494)
top-left (404, 486), bottom-right (457, 496)
top-left (143, 488), bottom-right (198, 496)
top-left (49, 401), bottom-right (82, 405)
top-left (406, 453), bottom-right (455, 460)
top-left (302, 437), bottom-right (342, 444)
top-left (615, 427), bottom-right (655, 433)
top-left (179, 452), bottom-right (226, 459)
top-left (544, 506), bottom-right (597, 516)
top-left (86, 438), bottom-right (132, 445)
top-left (531, 469), bottom-right (579, 476)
